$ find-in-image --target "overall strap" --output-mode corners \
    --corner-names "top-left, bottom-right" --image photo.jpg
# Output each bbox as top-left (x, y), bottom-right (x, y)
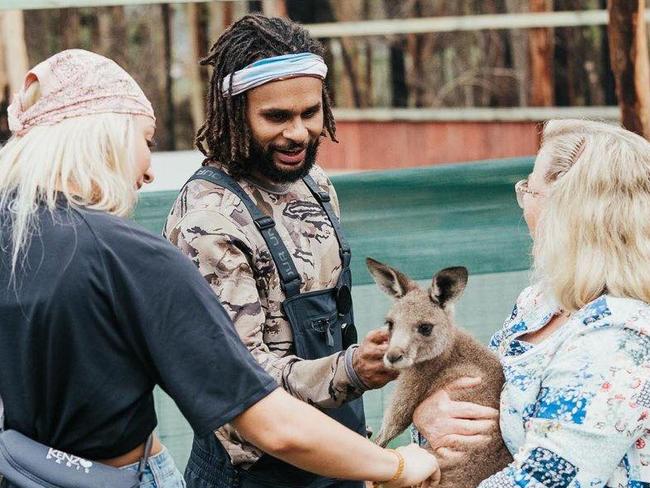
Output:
top-left (302, 175), bottom-right (351, 268)
top-left (187, 166), bottom-right (302, 298)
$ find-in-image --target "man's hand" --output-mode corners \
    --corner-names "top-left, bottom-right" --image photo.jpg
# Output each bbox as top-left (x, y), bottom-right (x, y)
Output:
top-left (412, 377), bottom-right (499, 455)
top-left (352, 329), bottom-right (399, 389)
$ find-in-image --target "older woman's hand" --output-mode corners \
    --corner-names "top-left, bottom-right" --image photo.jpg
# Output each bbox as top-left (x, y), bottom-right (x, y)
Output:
top-left (412, 376), bottom-right (499, 466)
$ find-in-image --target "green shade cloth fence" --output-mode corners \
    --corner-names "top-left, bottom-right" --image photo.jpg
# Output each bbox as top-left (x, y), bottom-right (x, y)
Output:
top-left (134, 156), bottom-right (535, 469)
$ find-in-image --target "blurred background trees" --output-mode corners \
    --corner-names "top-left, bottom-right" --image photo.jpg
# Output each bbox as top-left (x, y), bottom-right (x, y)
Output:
top-left (1, 0), bottom-right (648, 147)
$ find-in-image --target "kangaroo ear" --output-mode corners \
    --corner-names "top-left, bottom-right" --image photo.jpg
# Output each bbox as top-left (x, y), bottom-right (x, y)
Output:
top-left (366, 257), bottom-right (415, 299)
top-left (430, 267), bottom-right (468, 307)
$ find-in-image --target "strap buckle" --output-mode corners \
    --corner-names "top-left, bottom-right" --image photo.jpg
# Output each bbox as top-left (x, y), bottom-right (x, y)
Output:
top-left (255, 216), bottom-right (275, 230)
top-left (317, 191), bottom-right (331, 202)
top-left (283, 276), bottom-right (302, 297)
top-left (339, 248), bottom-right (352, 267)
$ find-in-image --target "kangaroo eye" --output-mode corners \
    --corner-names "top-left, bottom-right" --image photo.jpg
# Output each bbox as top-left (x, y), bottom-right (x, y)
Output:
top-left (418, 323), bottom-right (434, 336)
top-left (385, 320), bottom-right (393, 331)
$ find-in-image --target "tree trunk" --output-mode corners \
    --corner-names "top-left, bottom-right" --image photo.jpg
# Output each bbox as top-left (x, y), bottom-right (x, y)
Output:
top-left (529, 0), bottom-right (554, 106)
top-left (607, 0), bottom-right (650, 139)
top-left (60, 8), bottom-right (81, 50)
top-left (1, 10), bottom-right (28, 140)
top-left (407, 33), bottom-right (427, 107)
top-left (601, 23), bottom-right (618, 105)
top-left (187, 3), bottom-right (209, 135)
top-left (97, 7), bottom-right (127, 68)
top-left (161, 4), bottom-right (176, 150)
top-left (1, 10), bottom-right (29, 95)
top-left (554, 0), bottom-right (582, 106)
top-left (388, 40), bottom-right (408, 107)
top-left (382, 0), bottom-right (408, 107)
top-left (338, 39), bottom-right (363, 107)
top-left (262, 0), bottom-right (288, 17)
top-left (362, 0), bottom-right (373, 107)
top-left (505, 0), bottom-right (529, 106)
top-left (584, 26), bottom-right (606, 105)
top-left (330, 0), bottom-right (367, 108)
top-left (0, 26), bottom-right (8, 141)
top-left (208, 2), bottom-right (234, 46)
top-left (0, 25), bottom-right (7, 106)
top-left (405, 0), bottom-right (428, 107)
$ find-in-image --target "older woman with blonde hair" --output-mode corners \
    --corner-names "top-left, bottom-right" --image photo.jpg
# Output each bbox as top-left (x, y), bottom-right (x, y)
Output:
top-left (414, 119), bottom-right (650, 487)
top-left (0, 49), bottom-right (438, 488)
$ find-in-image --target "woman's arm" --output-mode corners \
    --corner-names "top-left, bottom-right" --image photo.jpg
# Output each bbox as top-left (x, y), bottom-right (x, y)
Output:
top-left (233, 388), bottom-right (440, 487)
top-left (112, 226), bottom-right (438, 486)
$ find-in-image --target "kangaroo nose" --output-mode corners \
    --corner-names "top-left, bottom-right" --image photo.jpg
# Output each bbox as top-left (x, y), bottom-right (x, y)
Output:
top-left (386, 351), bottom-right (404, 364)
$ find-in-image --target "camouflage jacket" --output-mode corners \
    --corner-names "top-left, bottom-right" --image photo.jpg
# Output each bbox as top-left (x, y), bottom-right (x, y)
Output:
top-left (163, 163), bottom-right (364, 467)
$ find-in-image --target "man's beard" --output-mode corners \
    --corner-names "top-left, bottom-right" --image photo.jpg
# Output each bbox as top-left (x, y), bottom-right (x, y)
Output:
top-left (243, 137), bottom-right (320, 184)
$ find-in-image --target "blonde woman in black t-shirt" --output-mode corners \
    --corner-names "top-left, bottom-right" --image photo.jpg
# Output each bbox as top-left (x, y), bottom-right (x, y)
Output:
top-left (0, 49), bottom-right (438, 488)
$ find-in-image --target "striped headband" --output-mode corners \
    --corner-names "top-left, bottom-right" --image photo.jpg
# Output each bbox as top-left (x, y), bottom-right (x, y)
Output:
top-left (221, 52), bottom-right (327, 97)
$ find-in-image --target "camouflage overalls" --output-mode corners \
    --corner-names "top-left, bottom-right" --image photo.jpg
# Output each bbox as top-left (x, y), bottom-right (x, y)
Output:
top-left (164, 163), bottom-right (366, 487)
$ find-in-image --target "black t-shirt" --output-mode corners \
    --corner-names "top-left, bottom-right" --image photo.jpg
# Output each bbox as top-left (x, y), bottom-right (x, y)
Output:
top-left (0, 200), bottom-right (277, 459)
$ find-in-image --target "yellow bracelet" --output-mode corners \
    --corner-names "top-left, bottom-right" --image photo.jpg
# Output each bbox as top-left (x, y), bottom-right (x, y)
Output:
top-left (387, 449), bottom-right (405, 483)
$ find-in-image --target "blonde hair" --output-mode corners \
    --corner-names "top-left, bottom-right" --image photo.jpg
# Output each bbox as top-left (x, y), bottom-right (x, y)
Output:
top-left (0, 81), bottom-right (140, 272)
top-left (533, 119), bottom-right (650, 311)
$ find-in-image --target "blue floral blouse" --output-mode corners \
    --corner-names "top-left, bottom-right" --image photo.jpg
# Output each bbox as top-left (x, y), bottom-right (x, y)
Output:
top-left (479, 285), bottom-right (650, 488)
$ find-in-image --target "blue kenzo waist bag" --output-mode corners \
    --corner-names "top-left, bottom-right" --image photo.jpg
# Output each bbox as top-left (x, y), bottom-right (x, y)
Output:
top-left (0, 397), bottom-right (152, 488)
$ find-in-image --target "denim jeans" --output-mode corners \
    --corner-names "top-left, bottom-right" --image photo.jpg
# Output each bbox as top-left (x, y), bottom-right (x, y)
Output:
top-left (121, 447), bottom-right (186, 488)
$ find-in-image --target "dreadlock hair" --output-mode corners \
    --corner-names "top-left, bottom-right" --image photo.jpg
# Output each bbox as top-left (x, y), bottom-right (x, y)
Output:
top-left (197, 14), bottom-right (337, 178)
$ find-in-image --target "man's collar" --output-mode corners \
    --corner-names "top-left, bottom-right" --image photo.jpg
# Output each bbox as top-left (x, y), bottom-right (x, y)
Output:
top-left (244, 170), bottom-right (292, 195)
top-left (204, 160), bottom-right (297, 195)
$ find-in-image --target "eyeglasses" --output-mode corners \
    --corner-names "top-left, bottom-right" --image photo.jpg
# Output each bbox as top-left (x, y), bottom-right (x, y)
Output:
top-left (514, 179), bottom-right (544, 209)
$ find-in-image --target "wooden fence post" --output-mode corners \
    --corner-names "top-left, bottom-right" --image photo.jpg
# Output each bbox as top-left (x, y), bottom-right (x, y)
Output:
top-left (187, 2), bottom-right (208, 134)
top-left (607, 0), bottom-right (650, 139)
top-left (0, 10), bottom-right (29, 95)
top-left (529, 0), bottom-right (555, 106)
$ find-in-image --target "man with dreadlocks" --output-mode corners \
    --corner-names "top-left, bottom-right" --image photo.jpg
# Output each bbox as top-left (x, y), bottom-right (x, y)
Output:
top-left (164, 14), bottom-right (398, 488)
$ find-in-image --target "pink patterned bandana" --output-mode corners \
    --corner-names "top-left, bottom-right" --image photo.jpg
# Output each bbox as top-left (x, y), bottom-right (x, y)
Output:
top-left (8, 49), bottom-right (155, 136)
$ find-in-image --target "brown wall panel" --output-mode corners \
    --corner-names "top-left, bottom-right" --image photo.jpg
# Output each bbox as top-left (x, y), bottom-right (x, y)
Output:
top-left (318, 121), bottom-right (541, 170)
